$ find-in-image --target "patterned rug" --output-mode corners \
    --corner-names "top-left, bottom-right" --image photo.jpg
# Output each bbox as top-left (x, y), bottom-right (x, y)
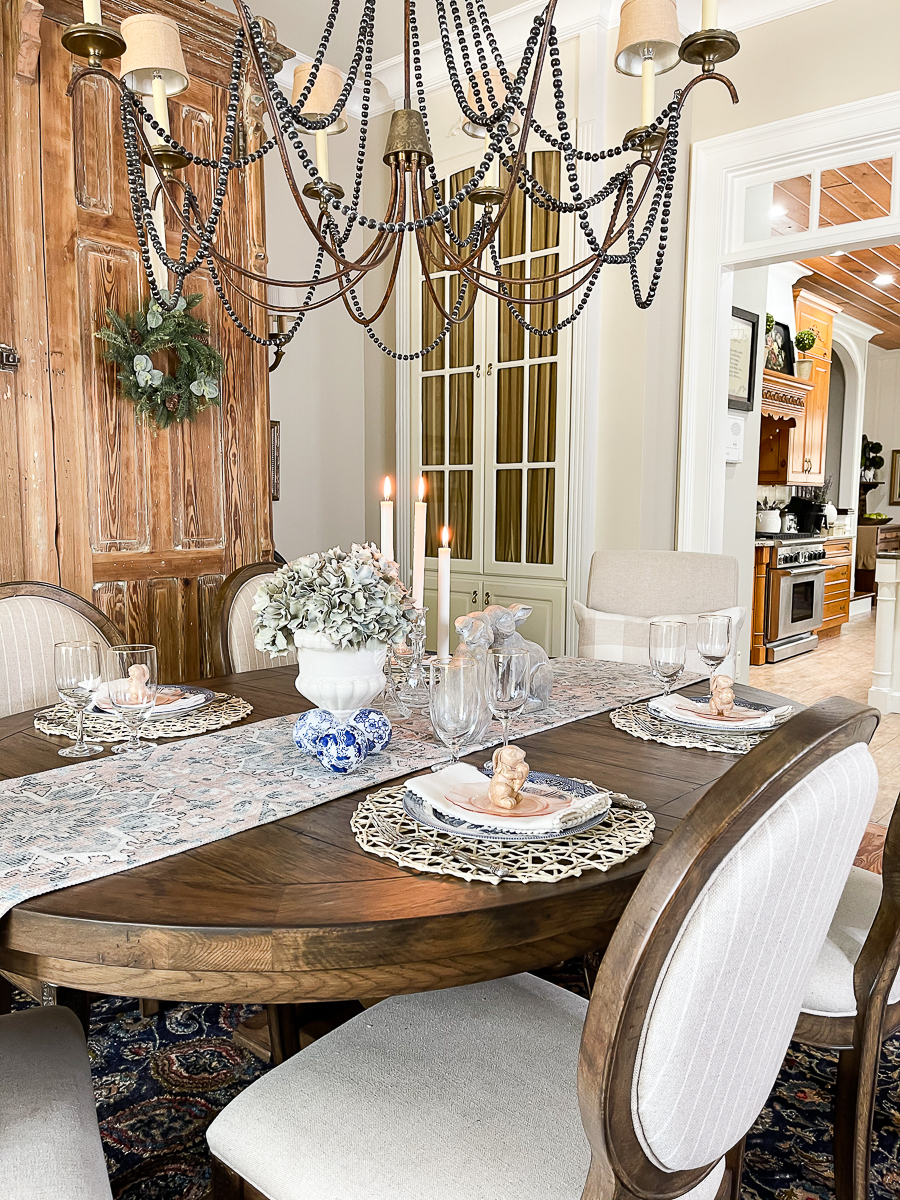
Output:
top-left (11, 973), bottom-right (900, 1199)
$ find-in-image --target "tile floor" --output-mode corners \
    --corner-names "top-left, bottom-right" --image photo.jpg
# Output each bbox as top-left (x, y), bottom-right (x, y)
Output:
top-left (749, 611), bottom-right (898, 824)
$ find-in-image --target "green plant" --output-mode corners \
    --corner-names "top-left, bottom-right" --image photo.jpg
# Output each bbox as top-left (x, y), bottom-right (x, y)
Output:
top-left (765, 312), bottom-right (775, 334)
top-left (794, 328), bottom-right (816, 353)
top-left (96, 291), bottom-right (224, 430)
top-left (861, 434), bottom-right (885, 473)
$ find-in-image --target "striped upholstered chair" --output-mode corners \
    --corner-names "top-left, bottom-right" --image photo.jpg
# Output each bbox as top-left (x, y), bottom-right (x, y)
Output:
top-left (0, 1006), bottom-right (112, 1198)
top-left (206, 698), bottom-right (878, 1200)
top-left (210, 563), bottom-right (298, 676)
top-left (0, 582), bottom-right (123, 719)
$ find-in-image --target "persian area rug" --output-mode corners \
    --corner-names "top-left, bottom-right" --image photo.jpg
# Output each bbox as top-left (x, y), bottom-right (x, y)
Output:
top-left (13, 965), bottom-right (900, 1199)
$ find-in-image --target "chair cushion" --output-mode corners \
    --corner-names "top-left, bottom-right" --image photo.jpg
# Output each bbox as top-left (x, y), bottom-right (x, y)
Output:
top-left (0, 1006), bottom-right (112, 1199)
top-left (585, 551), bottom-right (739, 618)
top-left (801, 865), bottom-right (900, 1018)
top-left (573, 602), bottom-right (745, 678)
top-left (0, 595), bottom-right (113, 719)
top-left (228, 575), bottom-right (298, 673)
top-left (207, 974), bottom-right (726, 1200)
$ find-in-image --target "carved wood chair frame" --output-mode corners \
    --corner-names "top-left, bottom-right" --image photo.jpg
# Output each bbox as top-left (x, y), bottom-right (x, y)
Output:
top-left (209, 562), bottom-right (280, 677)
top-left (0, 580), bottom-right (125, 648)
top-left (792, 790), bottom-right (900, 1200)
top-left (577, 696), bottom-right (879, 1200)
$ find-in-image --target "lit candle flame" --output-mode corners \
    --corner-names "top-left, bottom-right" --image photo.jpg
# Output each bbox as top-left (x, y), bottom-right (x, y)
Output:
top-left (441, 526), bottom-right (450, 548)
top-left (383, 476), bottom-right (392, 501)
top-left (417, 477), bottom-right (425, 502)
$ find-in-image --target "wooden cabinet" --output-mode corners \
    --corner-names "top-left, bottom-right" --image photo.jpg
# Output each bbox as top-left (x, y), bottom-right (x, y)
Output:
top-left (758, 371), bottom-right (814, 486)
top-left (818, 538), bottom-right (852, 640)
top-left (856, 524), bottom-right (900, 594)
top-left (750, 544), bottom-right (769, 666)
top-left (792, 289), bottom-right (841, 487)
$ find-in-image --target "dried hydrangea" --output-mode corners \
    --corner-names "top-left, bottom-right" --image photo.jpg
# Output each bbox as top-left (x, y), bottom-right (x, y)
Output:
top-left (252, 543), bottom-right (413, 656)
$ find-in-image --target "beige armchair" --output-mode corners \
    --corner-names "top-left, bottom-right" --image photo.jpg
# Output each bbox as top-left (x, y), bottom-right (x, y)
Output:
top-left (206, 698), bottom-right (878, 1200)
top-left (573, 550), bottom-right (744, 675)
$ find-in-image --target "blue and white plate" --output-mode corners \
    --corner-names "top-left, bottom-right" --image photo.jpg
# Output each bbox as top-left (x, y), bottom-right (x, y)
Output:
top-left (402, 770), bottom-right (612, 843)
top-left (90, 684), bottom-right (216, 719)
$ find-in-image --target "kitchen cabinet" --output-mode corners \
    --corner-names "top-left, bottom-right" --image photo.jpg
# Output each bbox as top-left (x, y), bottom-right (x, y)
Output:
top-left (758, 371), bottom-right (814, 486)
top-left (791, 289), bottom-right (841, 486)
top-left (856, 524), bottom-right (900, 595)
top-left (818, 538), bottom-right (852, 639)
top-left (750, 544), bottom-right (769, 666)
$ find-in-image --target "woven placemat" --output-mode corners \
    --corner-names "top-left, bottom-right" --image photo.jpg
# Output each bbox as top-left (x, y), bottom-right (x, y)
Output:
top-left (610, 701), bottom-right (769, 755)
top-left (33, 694), bottom-right (253, 743)
top-left (351, 782), bottom-right (655, 885)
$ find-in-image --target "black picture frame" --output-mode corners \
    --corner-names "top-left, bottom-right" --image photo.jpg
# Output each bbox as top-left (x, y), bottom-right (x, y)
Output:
top-left (765, 319), bottom-right (795, 377)
top-left (728, 307), bottom-right (758, 413)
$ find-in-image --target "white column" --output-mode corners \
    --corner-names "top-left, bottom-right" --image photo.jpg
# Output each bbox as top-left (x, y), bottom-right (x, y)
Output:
top-left (869, 558), bottom-right (899, 712)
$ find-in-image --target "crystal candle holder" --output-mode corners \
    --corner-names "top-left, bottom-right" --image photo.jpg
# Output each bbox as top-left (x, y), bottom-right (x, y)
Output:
top-left (399, 606), bottom-right (430, 709)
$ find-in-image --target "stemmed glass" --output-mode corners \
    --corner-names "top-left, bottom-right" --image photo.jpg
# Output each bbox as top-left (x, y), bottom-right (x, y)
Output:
top-left (485, 647), bottom-right (531, 748)
top-left (649, 620), bottom-right (687, 696)
top-left (53, 641), bottom-right (103, 758)
top-left (697, 613), bottom-right (732, 677)
top-left (106, 645), bottom-right (158, 756)
top-left (429, 656), bottom-right (483, 767)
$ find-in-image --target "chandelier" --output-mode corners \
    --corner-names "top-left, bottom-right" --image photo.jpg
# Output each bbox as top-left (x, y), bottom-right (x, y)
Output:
top-left (62, 0), bottom-right (740, 363)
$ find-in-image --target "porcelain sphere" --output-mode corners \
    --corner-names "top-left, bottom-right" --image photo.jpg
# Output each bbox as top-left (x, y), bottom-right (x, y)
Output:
top-left (349, 707), bottom-right (393, 754)
top-left (293, 708), bottom-right (336, 754)
top-left (315, 726), bottom-right (369, 773)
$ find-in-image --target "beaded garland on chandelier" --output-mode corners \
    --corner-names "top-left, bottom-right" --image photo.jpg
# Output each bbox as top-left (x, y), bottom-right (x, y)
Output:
top-left (62, 0), bottom-right (740, 362)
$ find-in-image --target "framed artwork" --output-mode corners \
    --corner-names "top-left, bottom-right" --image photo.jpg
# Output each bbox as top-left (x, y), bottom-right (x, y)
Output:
top-left (765, 319), bottom-right (795, 376)
top-left (890, 450), bottom-right (900, 506)
top-left (728, 307), bottom-right (758, 412)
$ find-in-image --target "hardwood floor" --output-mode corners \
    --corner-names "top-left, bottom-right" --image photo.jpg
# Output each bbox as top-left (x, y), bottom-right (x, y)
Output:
top-left (749, 613), bottom-right (899, 825)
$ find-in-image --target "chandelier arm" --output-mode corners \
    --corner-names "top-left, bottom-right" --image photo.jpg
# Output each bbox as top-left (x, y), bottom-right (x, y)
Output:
top-left (459, 250), bottom-right (602, 307)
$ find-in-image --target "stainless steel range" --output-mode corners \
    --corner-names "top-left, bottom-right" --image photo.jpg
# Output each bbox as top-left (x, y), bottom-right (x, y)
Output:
top-left (759, 536), bottom-right (827, 662)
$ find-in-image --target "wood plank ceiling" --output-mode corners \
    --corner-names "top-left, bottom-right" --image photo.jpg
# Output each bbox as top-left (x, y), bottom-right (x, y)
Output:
top-left (771, 159), bottom-right (900, 350)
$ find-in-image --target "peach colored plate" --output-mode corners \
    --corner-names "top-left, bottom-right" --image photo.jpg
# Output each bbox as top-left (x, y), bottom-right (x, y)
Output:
top-left (444, 780), bottom-right (573, 819)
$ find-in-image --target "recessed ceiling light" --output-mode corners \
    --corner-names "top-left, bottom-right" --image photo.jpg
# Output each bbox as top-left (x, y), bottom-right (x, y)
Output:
top-left (771, 204), bottom-right (787, 218)
top-left (874, 273), bottom-right (895, 287)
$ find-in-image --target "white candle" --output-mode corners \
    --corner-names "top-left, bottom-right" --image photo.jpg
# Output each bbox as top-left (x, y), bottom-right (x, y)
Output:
top-left (412, 476), bottom-right (426, 609)
top-left (437, 526), bottom-right (451, 657)
top-left (151, 73), bottom-right (170, 145)
top-left (484, 130), bottom-right (499, 190)
top-left (380, 476), bottom-right (394, 563)
top-left (641, 54), bottom-right (655, 128)
top-left (315, 129), bottom-right (330, 182)
top-left (83, 0), bottom-right (102, 24)
top-left (145, 165), bottom-right (167, 289)
top-left (701, 0), bottom-right (718, 29)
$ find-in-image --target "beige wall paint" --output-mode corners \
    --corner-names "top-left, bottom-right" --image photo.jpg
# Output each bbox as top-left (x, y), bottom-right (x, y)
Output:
top-left (863, 345), bottom-right (900, 516)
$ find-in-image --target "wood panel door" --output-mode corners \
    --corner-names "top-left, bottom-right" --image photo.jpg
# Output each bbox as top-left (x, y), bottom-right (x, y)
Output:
top-left (35, 16), bottom-right (271, 682)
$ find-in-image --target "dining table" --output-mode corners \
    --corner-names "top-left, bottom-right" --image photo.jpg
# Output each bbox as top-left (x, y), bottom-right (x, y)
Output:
top-left (0, 665), bottom-right (794, 1054)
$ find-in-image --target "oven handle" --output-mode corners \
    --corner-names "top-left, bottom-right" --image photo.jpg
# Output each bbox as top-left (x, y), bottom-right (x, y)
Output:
top-left (775, 565), bottom-right (829, 576)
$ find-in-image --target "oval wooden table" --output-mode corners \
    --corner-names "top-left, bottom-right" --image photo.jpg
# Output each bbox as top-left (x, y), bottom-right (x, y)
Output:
top-left (0, 668), bottom-right (790, 1015)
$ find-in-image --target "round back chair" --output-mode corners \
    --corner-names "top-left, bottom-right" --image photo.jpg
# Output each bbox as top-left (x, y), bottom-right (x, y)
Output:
top-left (0, 582), bottom-right (124, 719)
top-left (578, 696), bottom-right (880, 1200)
top-left (210, 563), bottom-right (298, 676)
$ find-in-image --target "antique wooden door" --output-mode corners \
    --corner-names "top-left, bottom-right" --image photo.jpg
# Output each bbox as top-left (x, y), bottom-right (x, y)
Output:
top-left (32, 3), bottom-right (272, 682)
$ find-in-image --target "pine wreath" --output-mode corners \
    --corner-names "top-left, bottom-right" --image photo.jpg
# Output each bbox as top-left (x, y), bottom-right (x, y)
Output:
top-left (97, 291), bottom-right (224, 430)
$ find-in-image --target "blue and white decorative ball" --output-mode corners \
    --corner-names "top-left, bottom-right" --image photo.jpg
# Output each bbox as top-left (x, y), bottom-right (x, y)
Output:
top-left (292, 708), bottom-right (336, 754)
top-left (316, 726), bottom-right (369, 774)
top-left (349, 707), bottom-right (392, 755)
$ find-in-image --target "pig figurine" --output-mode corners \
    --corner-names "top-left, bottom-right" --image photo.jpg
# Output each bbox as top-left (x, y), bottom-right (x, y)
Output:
top-left (481, 603), bottom-right (552, 712)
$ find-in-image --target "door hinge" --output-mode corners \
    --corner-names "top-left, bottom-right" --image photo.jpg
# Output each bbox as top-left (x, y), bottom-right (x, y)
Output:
top-left (0, 344), bottom-right (20, 372)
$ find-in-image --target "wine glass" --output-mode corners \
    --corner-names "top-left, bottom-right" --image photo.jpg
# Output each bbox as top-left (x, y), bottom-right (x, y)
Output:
top-left (649, 620), bottom-right (687, 696)
top-left (485, 647), bottom-right (531, 748)
top-left (429, 656), bottom-right (483, 766)
top-left (53, 641), bottom-right (103, 759)
top-left (697, 613), bottom-right (732, 677)
top-left (105, 645), bottom-right (158, 756)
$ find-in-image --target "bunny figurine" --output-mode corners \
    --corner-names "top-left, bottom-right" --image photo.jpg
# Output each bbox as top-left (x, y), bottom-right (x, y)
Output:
top-left (453, 613), bottom-right (494, 741)
top-left (481, 604), bottom-right (552, 711)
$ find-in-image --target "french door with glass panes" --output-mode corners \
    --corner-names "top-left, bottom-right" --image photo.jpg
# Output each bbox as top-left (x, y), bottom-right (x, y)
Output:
top-left (412, 149), bottom-right (571, 655)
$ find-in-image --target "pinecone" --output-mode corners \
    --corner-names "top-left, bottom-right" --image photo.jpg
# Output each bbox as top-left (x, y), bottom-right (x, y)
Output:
top-left (165, 395), bottom-right (179, 412)
top-left (129, 328), bottom-right (143, 346)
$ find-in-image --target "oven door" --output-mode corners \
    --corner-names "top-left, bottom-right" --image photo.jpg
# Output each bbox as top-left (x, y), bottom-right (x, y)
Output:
top-left (767, 565), bottom-right (827, 642)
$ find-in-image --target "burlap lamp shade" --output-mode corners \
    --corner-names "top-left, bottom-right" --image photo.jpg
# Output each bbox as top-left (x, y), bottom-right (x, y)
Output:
top-left (119, 13), bottom-right (189, 95)
top-left (615, 0), bottom-right (681, 75)
top-left (291, 62), bottom-right (348, 133)
top-left (462, 68), bottom-right (519, 138)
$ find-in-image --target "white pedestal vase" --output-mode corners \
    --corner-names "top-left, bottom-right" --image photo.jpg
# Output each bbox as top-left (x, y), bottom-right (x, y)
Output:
top-left (293, 630), bottom-right (388, 724)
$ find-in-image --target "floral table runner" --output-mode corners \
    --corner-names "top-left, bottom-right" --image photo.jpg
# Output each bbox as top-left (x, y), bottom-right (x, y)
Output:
top-left (0, 659), bottom-right (697, 917)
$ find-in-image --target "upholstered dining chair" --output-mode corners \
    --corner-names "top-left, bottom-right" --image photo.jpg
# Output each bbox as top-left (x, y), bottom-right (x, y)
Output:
top-left (210, 562), bottom-right (299, 676)
top-left (0, 581), bottom-right (124, 719)
top-left (573, 549), bottom-right (745, 676)
top-left (0, 1005), bottom-right (112, 1198)
top-left (205, 696), bottom-right (878, 1200)
top-left (792, 795), bottom-right (900, 1200)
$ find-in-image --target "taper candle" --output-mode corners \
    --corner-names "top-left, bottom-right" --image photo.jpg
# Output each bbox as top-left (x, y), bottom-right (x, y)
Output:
top-left (315, 129), bottom-right (330, 183)
top-left (640, 53), bottom-right (655, 128)
top-left (380, 476), bottom-right (394, 562)
top-left (484, 130), bottom-right (499, 190)
top-left (411, 477), bottom-right (426, 609)
top-left (437, 526), bottom-right (451, 657)
top-left (701, 0), bottom-right (718, 29)
top-left (151, 72), bottom-right (170, 145)
top-left (83, 0), bottom-right (102, 24)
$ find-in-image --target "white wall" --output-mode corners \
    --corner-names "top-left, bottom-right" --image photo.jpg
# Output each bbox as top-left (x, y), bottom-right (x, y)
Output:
top-left (863, 345), bottom-right (900, 515)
